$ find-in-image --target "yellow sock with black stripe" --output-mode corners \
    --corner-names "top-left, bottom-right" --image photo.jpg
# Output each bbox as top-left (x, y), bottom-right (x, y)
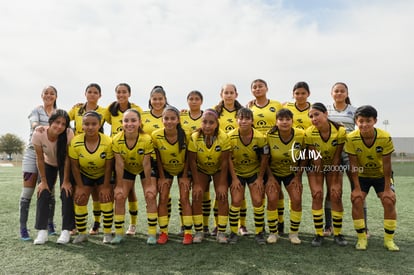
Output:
top-left (254, 206), bottom-right (265, 234)
top-left (178, 201), bottom-right (183, 226)
top-left (218, 215), bottom-right (228, 233)
top-left (167, 195), bottom-right (172, 220)
top-left (239, 199), bottom-right (247, 227)
top-left (353, 219), bottom-right (366, 239)
top-left (147, 212), bottom-right (158, 235)
top-left (332, 210), bottom-right (344, 236)
top-left (213, 199), bottom-right (218, 227)
top-left (384, 219), bottom-right (397, 242)
top-left (229, 205), bottom-right (240, 234)
top-left (312, 209), bottom-right (324, 236)
top-left (74, 203), bottom-right (88, 233)
top-left (128, 201), bottom-right (138, 226)
top-left (266, 209), bottom-right (278, 234)
top-left (202, 191), bottom-right (211, 227)
top-left (193, 214), bottom-right (203, 232)
top-left (277, 199), bottom-right (285, 224)
top-left (158, 215), bottom-right (169, 234)
top-left (101, 202), bottom-right (113, 234)
top-left (114, 214), bottom-right (125, 235)
top-left (92, 201), bottom-right (101, 223)
top-left (183, 216), bottom-right (193, 234)
top-left (290, 210), bottom-right (302, 234)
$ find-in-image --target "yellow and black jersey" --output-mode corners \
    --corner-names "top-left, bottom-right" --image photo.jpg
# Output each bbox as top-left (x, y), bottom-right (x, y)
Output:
top-left (345, 128), bottom-right (394, 178)
top-left (249, 99), bottom-right (283, 135)
top-left (188, 129), bottom-right (230, 175)
top-left (152, 128), bottom-right (189, 176)
top-left (267, 128), bottom-right (305, 177)
top-left (180, 111), bottom-right (202, 136)
top-left (68, 132), bottom-right (114, 179)
top-left (112, 131), bottom-right (154, 175)
top-left (305, 123), bottom-right (346, 166)
top-left (283, 102), bottom-right (312, 130)
top-left (214, 106), bottom-right (238, 134)
top-left (228, 128), bottom-right (268, 178)
top-left (68, 104), bottom-right (107, 136)
top-left (104, 103), bottom-right (143, 137)
top-left (141, 110), bottom-right (164, 135)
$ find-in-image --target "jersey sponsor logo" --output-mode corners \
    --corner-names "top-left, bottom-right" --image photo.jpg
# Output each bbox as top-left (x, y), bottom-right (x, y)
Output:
top-left (225, 125), bottom-right (235, 132)
top-left (256, 120), bottom-right (266, 126)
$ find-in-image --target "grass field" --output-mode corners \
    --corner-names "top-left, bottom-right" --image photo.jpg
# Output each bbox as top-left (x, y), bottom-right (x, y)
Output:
top-left (0, 162), bottom-right (413, 275)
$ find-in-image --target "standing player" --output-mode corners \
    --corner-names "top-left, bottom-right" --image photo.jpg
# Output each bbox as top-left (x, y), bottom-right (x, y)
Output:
top-left (283, 81), bottom-right (312, 130)
top-left (345, 105), bottom-right (399, 251)
top-left (305, 103), bottom-right (347, 247)
top-left (188, 109), bottom-right (230, 244)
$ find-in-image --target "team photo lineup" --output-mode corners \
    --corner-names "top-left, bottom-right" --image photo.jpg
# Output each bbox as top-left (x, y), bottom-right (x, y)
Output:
top-left (19, 79), bottom-right (398, 252)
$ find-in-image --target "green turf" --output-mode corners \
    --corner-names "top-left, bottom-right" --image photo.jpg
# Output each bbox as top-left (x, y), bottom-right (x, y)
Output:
top-left (0, 164), bottom-right (413, 274)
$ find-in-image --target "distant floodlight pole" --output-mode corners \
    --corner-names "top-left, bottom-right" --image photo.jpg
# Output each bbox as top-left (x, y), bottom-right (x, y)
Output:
top-left (383, 119), bottom-right (389, 131)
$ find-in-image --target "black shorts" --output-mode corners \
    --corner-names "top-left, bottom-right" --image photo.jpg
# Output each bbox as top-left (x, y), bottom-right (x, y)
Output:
top-left (273, 174), bottom-right (295, 187)
top-left (123, 170), bottom-right (137, 181)
top-left (231, 173), bottom-right (267, 187)
top-left (352, 177), bottom-right (395, 194)
top-left (150, 157), bottom-right (159, 178)
top-left (81, 174), bottom-right (105, 187)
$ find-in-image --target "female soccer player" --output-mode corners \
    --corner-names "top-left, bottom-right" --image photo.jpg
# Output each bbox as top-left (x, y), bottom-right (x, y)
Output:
top-left (69, 111), bottom-right (114, 244)
top-left (266, 109), bottom-right (305, 245)
top-left (104, 83), bottom-right (143, 236)
top-left (188, 109), bottom-right (230, 244)
top-left (153, 106), bottom-right (192, 245)
top-left (111, 109), bottom-right (155, 244)
top-left (227, 108), bottom-right (269, 245)
top-left (283, 81), bottom-right (312, 130)
top-left (68, 83), bottom-right (107, 235)
top-left (305, 102), bottom-right (347, 247)
top-left (345, 105), bottom-right (399, 251)
top-left (32, 109), bottom-right (75, 244)
top-left (19, 85), bottom-right (58, 241)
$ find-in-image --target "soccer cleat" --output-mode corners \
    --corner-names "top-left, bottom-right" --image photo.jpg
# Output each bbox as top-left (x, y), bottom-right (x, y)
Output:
top-left (216, 232), bottom-right (228, 244)
top-left (228, 232), bottom-right (239, 244)
top-left (20, 228), bottom-right (32, 241)
top-left (72, 234), bottom-right (88, 244)
top-left (311, 235), bottom-right (324, 247)
top-left (48, 223), bottom-right (57, 236)
top-left (157, 232), bottom-right (169, 244)
top-left (210, 226), bottom-right (218, 237)
top-left (89, 222), bottom-right (100, 235)
top-left (111, 235), bottom-right (124, 245)
top-left (277, 222), bottom-right (284, 236)
top-left (182, 233), bottom-right (193, 245)
top-left (33, 230), bottom-right (48, 245)
top-left (238, 226), bottom-right (249, 236)
top-left (147, 234), bottom-right (157, 245)
top-left (192, 232), bottom-right (204, 244)
top-left (56, 230), bottom-right (71, 244)
top-left (266, 233), bottom-right (278, 244)
top-left (178, 225), bottom-right (185, 237)
top-left (323, 226), bottom-right (332, 237)
top-left (255, 231), bottom-right (266, 245)
top-left (103, 233), bottom-right (113, 244)
top-left (289, 233), bottom-right (302, 245)
top-left (203, 226), bottom-right (210, 237)
top-left (355, 238), bottom-right (367, 250)
top-left (334, 234), bottom-right (348, 246)
top-left (126, 224), bottom-right (136, 236)
top-left (384, 240), bottom-right (400, 252)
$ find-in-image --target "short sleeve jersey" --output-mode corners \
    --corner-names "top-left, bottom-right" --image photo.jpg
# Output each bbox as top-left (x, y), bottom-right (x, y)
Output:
top-left (188, 129), bottom-right (231, 175)
top-left (228, 128), bottom-right (269, 178)
top-left (112, 131), bottom-right (154, 175)
top-left (141, 110), bottom-right (164, 135)
top-left (249, 100), bottom-right (283, 135)
top-left (267, 128), bottom-right (305, 177)
top-left (31, 127), bottom-right (74, 167)
top-left (283, 102), bottom-right (312, 130)
top-left (104, 103), bottom-right (143, 137)
top-left (305, 123), bottom-right (346, 166)
top-left (152, 128), bottom-right (189, 176)
top-left (180, 111), bottom-right (203, 136)
top-left (215, 106), bottom-right (238, 134)
top-left (27, 106), bottom-right (52, 146)
top-left (345, 128), bottom-right (394, 178)
top-left (68, 104), bottom-right (107, 136)
top-left (68, 132), bottom-right (114, 179)
top-left (327, 104), bottom-right (357, 133)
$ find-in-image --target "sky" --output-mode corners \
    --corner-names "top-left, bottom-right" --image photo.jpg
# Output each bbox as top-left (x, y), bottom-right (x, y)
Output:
top-left (0, 0), bottom-right (413, 142)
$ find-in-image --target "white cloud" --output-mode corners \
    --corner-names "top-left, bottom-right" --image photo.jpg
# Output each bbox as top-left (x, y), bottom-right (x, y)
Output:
top-left (0, 0), bottom-right (413, 141)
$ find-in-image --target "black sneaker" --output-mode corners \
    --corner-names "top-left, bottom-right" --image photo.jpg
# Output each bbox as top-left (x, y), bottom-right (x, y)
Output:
top-left (228, 232), bottom-right (239, 244)
top-left (255, 231), bottom-right (266, 245)
top-left (334, 234), bottom-right (348, 246)
top-left (278, 222), bottom-right (284, 236)
top-left (311, 235), bottom-right (324, 247)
